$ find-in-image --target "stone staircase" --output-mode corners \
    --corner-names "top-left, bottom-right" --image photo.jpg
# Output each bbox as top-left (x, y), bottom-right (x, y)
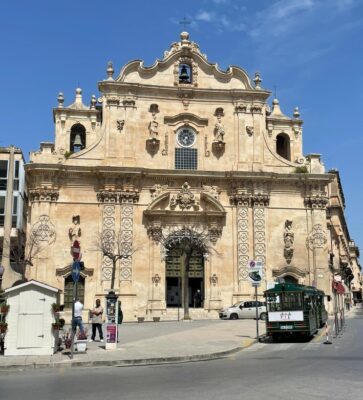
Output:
top-left (159, 308), bottom-right (220, 321)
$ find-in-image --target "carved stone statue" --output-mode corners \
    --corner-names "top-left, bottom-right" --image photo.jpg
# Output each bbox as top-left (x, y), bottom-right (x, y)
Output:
top-left (148, 117), bottom-right (159, 138)
top-left (214, 116), bottom-right (225, 142)
top-left (69, 215), bottom-right (82, 242)
top-left (283, 220), bottom-right (294, 264)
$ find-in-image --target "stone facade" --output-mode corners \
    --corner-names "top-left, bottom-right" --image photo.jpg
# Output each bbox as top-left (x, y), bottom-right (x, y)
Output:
top-left (25, 32), bottom-right (360, 320)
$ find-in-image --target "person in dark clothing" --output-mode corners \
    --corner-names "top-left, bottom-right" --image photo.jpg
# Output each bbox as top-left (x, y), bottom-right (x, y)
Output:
top-left (117, 301), bottom-right (123, 324)
top-left (117, 301), bottom-right (123, 342)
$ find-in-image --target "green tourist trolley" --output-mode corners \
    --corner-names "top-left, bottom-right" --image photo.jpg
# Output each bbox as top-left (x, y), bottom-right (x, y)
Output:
top-left (264, 283), bottom-right (328, 341)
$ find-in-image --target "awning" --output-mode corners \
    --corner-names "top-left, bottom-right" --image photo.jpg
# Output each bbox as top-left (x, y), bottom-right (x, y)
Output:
top-left (332, 281), bottom-right (346, 294)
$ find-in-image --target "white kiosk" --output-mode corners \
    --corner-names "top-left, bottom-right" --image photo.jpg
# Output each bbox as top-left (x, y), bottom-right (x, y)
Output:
top-left (4, 280), bottom-right (59, 356)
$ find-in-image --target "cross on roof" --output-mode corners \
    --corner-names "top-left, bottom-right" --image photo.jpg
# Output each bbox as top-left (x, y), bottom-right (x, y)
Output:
top-left (179, 17), bottom-right (191, 31)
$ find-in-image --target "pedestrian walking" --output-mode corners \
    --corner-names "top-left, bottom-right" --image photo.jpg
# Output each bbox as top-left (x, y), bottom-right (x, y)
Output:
top-left (117, 301), bottom-right (123, 342)
top-left (89, 299), bottom-right (104, 342)
top-left (72, 298), bottom-right (85, 335)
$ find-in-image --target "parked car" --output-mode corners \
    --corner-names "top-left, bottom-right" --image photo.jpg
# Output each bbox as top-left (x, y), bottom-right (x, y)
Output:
top-left (219, 301), bottom-right (267, 320)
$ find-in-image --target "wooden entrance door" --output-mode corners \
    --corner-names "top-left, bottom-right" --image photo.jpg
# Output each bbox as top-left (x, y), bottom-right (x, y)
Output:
top-left (165, 247), bottom-right (204, 307)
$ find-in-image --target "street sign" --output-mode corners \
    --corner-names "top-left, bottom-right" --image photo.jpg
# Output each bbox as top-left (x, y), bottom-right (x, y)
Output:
top-left (248, 260), bottom-right (263, 285)
top-left (71, 261), bottom-right (81, 283)
top-left (71, 240), bottom-right (81, 261)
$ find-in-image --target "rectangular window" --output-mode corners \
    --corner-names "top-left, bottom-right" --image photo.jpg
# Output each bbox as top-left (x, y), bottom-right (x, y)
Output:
top-left (0, 160), bottom-right (7, 190)
top-left (13, 160), bottom-right (20, 190)
top-left (0, 196), bottom-right (5, 226)
top-left (175, 148), bottom-right (197, 170)
top-left (12, 195), bottom-right (18, 228)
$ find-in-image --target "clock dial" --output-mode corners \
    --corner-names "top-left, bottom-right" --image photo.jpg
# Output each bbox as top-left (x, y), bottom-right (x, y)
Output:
top-left (177, 128), bottom-right (196, 147)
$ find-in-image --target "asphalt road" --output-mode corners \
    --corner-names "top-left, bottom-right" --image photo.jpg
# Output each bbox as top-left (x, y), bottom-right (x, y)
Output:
top-left (1, 311), bottom-right (362, 400)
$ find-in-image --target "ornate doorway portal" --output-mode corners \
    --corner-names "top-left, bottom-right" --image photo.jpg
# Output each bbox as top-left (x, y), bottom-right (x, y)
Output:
top-left (165, 246), bottom-right (204, 308)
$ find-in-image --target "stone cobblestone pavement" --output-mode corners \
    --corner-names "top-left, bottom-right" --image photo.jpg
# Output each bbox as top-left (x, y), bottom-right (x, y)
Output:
top-left (0, 319), bottom-right (266, 371)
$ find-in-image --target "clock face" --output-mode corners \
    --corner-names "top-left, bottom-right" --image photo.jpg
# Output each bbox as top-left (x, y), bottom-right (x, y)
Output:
top-left (177, 128), bottom-right (196, 147)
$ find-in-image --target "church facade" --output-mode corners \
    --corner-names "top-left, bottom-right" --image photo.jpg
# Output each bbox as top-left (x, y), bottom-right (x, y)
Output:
top-left (25, 32), bottom-right (354, 320)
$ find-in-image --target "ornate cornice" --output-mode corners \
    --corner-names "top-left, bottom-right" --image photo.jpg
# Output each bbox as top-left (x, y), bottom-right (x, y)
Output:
top-left (97, 190), bottom-right (118, 203)
top-left (229, 192), bottom-right (250, 207)
top-left (96, 187), bottom-right (139, 204)
top-left (304, 194), bottom-right (329, 209)
top-left (251, 194), bottom-right (270, 207)
top-left (119, 189), bottom-right (140, 204)
top-left (29, 188), bottom-right (59, 202)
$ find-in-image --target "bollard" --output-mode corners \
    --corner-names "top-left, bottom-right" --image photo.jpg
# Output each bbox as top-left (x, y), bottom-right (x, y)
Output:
top-left (323, 321), bottom-right (332, 345)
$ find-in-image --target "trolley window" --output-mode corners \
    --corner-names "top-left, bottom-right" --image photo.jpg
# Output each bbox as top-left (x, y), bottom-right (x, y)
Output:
top-left (266, 292), bottom-right (303, 311)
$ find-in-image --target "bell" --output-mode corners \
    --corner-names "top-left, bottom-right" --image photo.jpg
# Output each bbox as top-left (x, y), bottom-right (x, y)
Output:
top-left (73, 133), bottom-right (83, 147)
top-left (179, 65), bottom-right (190, 83)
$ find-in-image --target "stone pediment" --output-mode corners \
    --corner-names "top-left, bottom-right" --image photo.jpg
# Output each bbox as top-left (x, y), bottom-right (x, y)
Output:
top-left (272, 266), bottom-right (307, 278)
top-left (144, 183), bottom-right (225, 217)
top-left (114, 32), bottom-right (257, 91)
top-left (164, 113), bottom-right (208, 127)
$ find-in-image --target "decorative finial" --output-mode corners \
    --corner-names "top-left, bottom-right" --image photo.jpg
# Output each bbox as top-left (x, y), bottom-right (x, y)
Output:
top-left (107, 61), bottom-right (114, 80)
top-left (90, 95), bottom-right (97, 109)
top-left (180, 17), bottom-right (191, 32)
top-left (75, 87), bottom-right (82, 104)
top-left (57, 92), bottom-right (64, 108)
top-left (293, 107), bottom-right (300, 119)
top-left (253, 72), bottom-right (262, 89)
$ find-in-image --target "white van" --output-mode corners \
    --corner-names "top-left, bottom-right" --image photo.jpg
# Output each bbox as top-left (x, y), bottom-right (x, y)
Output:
top-left (219, 301), bottom-right (267, 320)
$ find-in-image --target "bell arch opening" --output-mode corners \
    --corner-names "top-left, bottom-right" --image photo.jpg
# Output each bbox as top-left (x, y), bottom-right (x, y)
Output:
top-left (70, 123), bottom-right (86, 153)
top-left (276, 133), bottom-right (291, 161)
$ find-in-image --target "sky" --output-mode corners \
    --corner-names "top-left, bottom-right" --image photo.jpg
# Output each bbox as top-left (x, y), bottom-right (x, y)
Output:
top-left (1, 0), bottom-right (363, 253)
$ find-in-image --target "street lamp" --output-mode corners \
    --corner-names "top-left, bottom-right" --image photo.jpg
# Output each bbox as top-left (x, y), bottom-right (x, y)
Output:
top-left (0, 265), bottom-right (4, 290)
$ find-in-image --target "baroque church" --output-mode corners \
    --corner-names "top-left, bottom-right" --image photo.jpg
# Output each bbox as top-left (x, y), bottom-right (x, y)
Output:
top-left (26, 32), bottom-right (346, 320)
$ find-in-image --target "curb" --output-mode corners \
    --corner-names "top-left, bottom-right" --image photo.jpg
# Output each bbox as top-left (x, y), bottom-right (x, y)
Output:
top-left (0, 342), bottom-right (258, 372)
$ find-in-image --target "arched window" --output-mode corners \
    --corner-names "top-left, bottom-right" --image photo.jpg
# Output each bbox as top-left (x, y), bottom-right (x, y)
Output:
top-left (70, 123), bottom-right (86, 153)
top-left (179, 64), bottom-right (192, 84)
top-left (276, 133), bottom-right (291, 161)
top-left (64, 275), bottom-right (85, 309)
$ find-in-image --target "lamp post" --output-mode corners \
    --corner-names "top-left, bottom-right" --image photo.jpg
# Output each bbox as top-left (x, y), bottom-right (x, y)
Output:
top-left (0, 265), bottom-right (4, 290)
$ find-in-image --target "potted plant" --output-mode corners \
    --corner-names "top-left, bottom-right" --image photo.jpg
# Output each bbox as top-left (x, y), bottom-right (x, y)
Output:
top-left (75, 329), bottom-right (88, 352)
top-left (0, 303), bottom-right (9, 314)
top-left (51, 303), bottom-right (60, 313)
top-left (0, 322), bottom-right (8, 333)
top-left (52, 322), bottom-right (62, 331)
top-left (62, 331), bottom-right (72, 350)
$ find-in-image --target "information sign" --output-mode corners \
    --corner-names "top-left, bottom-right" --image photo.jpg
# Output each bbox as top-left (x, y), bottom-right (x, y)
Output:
top-left (71, 261), bottom-right (81, 283)
top-left (248, 260), bottom-right (263, 285)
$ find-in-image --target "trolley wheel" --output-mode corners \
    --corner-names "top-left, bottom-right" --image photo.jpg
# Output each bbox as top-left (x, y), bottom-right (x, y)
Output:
top-left (230, 313), bottom-right (238, 320)
top-left (260, 312), bottom-right (267, 321)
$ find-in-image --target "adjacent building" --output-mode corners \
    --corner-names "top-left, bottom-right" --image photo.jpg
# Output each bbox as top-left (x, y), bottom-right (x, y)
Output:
top-left (25, 32), bottom-right (360, 320)
top-left (0, 146), bottom-right (26, 289)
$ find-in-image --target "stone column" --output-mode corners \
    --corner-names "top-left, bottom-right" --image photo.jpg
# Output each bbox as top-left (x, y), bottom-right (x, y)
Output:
top-left (96, 189), bottom-right (118, 290)
top-left (146, 222), bottom-right (165, 315)
top-left (119, 188), bottom-right (139, 291)
top-left (251, 193), bottom-right (269, 298)
top-left (305, 194), bottom-right (329, 293)
top-left (229, 192), bottom-right (250, 300)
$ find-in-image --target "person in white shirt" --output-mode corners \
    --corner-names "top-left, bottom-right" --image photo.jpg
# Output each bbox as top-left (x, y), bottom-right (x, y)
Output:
top-left (89, 299), bottom-right (104, 342)
top-left (73, 299), bottom-right (85, 334)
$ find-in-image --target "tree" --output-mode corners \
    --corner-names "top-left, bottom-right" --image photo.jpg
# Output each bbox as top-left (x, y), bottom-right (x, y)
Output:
top-left (159, 225), bottom-right (215, 320)
top-left (96, 229), bottom-right (135, 290)
top-left (4, 222), bottom-right (56, 283)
